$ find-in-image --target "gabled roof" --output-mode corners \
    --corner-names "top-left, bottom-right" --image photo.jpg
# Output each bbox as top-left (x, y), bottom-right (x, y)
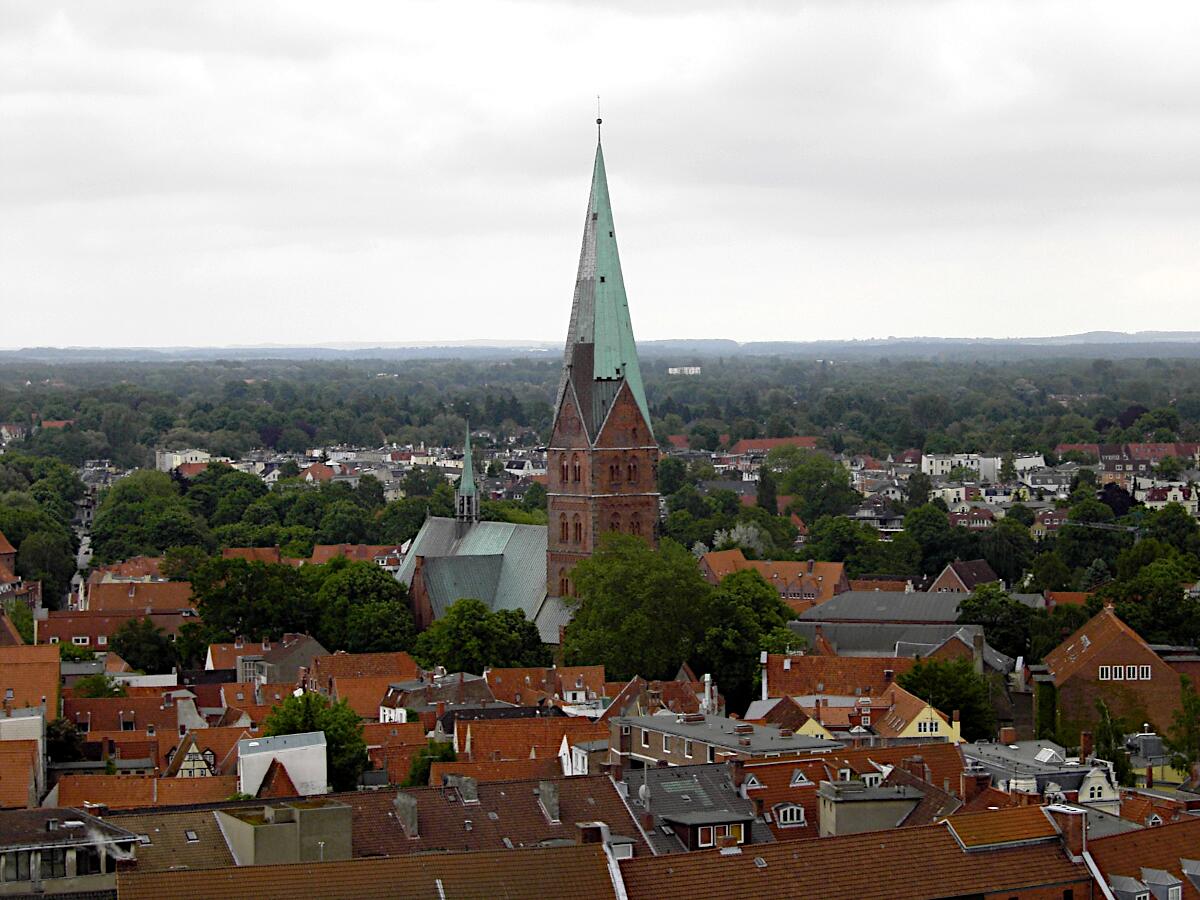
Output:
top-left (1042, 607), bottom-right (1154, 686)
top-left (0, 530), bottom-right (15, 555)
top-left (764, 653), bottom-right (914, 698)
top-left (106, 808), bottom-right (236, 871)
top-left (1088, 815), bottom-right (1200, 899)
top-left (0, 644), bottom-right (59, 712)
top-left (310, 651), bottom-right (420, 685)
top-left (87, 580), bottom-right (195, 612)
top-left (117, 844), bottom-right (618, 900)
top-left (462, 717), bottom-right (607, 762)
top-left (727, 436), bottom-right (819, 455)
top-left (56, 774), bottom-right (240, 810)
top-left (940, 559), bottom-right (1000, 590)
top-left (331, 676), bottom-right (396, 719)
top-left (0, 740), bottom-right (38, 808)
top-left (945, 804), bottom-right (1059, 850)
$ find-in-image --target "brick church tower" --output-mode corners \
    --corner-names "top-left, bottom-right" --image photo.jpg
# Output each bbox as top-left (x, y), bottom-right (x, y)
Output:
top-left (546, 125), bottom-right (659, 599)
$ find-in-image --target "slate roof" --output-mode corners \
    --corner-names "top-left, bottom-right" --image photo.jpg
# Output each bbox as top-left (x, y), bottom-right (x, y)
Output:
top-left (117, 844), bottom-right (618, 900)
top-left (396, 518), bottom-right (556, 639)
top-left (110, 808), bottom-right (236, 872)
top-left (0, 808), bottom-right (138, 850)
top-left (617, 714), bottom-right (839, 755)
top-left (628, 763), bottom-right (772, 854)
top-left (797, 591), bottom-right (964, 623)
top-left (942, 559), bottom-right (1000, 590)
top-left (618, 817), bottom-right (1086, 900)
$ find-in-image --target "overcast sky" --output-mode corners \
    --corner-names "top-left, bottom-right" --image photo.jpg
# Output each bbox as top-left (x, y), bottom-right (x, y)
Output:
top-left (5, 1), bottom-right (1200, 349)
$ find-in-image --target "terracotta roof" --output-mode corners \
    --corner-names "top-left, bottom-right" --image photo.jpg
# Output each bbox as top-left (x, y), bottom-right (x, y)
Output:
top-left (1088, 815), bottom-right (1200, 899)
top-left (727, 436), bottom-right (819, 455)
top-left (331, 676), bottom-right (396, 719)
top-left (945, 804), bottom-right (1059, 849)
top-left (462, 717), bottom-right (608, 761)
top-left (308, 544), bottom-right (403, 565)
top-left (849, 579), bottom-right (908, 592)
top-left (37, 610), bottom-right (190, 645)
top-left (64, 695), bottom-right (181, 734)
top-left (256, 758), bottom-right (299, 799)
top-left (87, 580), bottom-right (195, 612)
top-left (0, 740), bottom-right (38, 808)
top-left (56, 774), bottom-right (240, 810)
top-left (619, 816), bottom-right (1085, 900)
top-left (175, 462), bottom-right (208, 478)
top-left (221, 547), bottom-right (282, 563)
top-left (960, 786), bottom-right (1024, 812)
top-left (1042, 607), bottom-right (1150, 686)
top-left (336, 774), bottom-right (650, 858)
top-left (0, 644), bottom-right (59, 712)
top-left (79, 731), bottom-right (162, 768)
top-left (309, 651), bottom-right (420, 689)
top-left (0, 615), bottom-right (23, 647)
top-left (1045, 591), bottom-right (1092, 607)
top-left (427, 757), bottom-right (560, 786)
top-left (701, 550), bottom-right (847, 608)
top-left (0, 530), bottom-right (15, 555)
top-left (764, 653), bottom-right (914, 698)
top-left (872, 683), bottom-right (953, 739)
top-left (108, 808), bottom-right (236, 872)
top-left (88, 556), bottom-right (163, 581)
top-left (360, 722), bottom-right (429, 783)
top-left (117, 844), bottom-right (618, 900)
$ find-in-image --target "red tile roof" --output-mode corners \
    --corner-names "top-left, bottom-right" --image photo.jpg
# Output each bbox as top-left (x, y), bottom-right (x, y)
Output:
top-left (0, 740), bottom-right (38, 808)
top-left (308, 544), bottom-right (404, 565)
top-left (118, 844), bottom-right (618, 900)
top-left (701, 549), bottom-right (847, 608)
top-left (620, 817), bottom-right (1086, 900)
top-left (0, 644), bottom-right (60, 712)
top-left (461, 717), bottom-right (608, 762)
top-left (727, 436), bottom-right (819, 455)
top-left (331, 676), bottom-right (396, 719)
top-left (945, 804), bottom-right (1059, 849)
top-left (64, 695), bottom-right (182, 735)
top-left (0, 530), bottom-right (15, 555)
top-left (221, 547), bottom-right (283, 563)
top-left (1042, 606), bottom-right (1150, 685)
top-left (37, 610), bottom-right (190, 646)
top-left (87, 580), bottom-right (195, 612)
top-left (764, 653), bottom-right (914, 698)
top-left (309, 651), bottom-right (420, 691)
top-left (56, 774), bottom-right (240, 810)
top-left (427, 757), bottom-right (561, 786)
top-left (1088, 815), bottom-right (1200, 899)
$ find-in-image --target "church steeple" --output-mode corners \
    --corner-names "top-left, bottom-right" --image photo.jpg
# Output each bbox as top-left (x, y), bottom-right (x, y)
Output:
top-left (556, 135), bottom-right (652, 436)
top-left (456, 423), bottom-right (478, 531)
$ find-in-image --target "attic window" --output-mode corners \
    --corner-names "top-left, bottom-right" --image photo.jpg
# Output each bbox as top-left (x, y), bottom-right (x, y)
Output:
top-left (599, 276), bottom-right (606, 283)
top-left (184, 830), bottom-right (199, 843)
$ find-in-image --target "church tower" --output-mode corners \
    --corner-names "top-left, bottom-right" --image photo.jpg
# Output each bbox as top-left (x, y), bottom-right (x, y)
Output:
top-left (546, 125), bottom-right (659, 599)
top-left (455, 423), bottom-right (479, 536)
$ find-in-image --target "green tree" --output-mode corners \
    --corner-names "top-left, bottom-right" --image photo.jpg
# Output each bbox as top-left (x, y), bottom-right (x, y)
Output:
top-left (956, 583), bottom-right (1033, 661)
top-left (73, 674), bottom-right (126, 698)
top-left (318, 500), bottom-right (370, 544)
top-left (1005, 503), bottom-right (1035, 528)
top-left (898, 657), bottom-right (995, 742)
top-left (190, 558), bottom-right (316, 640)
top-left (978, 517), bottom-right (1035, 586)
top-left (1030, 552), bottom-right (1072, 592)
top-left (657, 457), bottom-right (688, 496)
top-left (999, 454), bottom-right (1017, 483)
top-left (161, 545), bottom-right (211, 581)
top-left (412, 598), bottom-right (550, 673)
top-left (1156, 455), bottom-right (1184, 480)
top-left (404, 740), bottom-right (456, 787)
top-left (777, 452), bottom-right (860, 524)
top-left (563, 534), bottom-right (711, 681)
top-left (521, 481), bottom-right (547, 512)
top-left (46, 718), bottom-right (84, 763)
top-left (1100, 557), bottom-right (1200, 646)
top-left (379, 498), bottom-right (429, 546)
top-left (1095, 698), bottom-right (1135, 786)
top-left (315, 561), bottom-right (415, 652)
top-left (1165, 676), bottom-right (1200, 776)
top-left (756, 469), bottom-right (778, 515)
top-left (262, 692), bottom-right (366, 792)
top-left (905, 472), bottom-right (932, 510)
top-left (111, 617), bottom-right (177, 674)
top-left (16, 531), bottom-right (76, 604)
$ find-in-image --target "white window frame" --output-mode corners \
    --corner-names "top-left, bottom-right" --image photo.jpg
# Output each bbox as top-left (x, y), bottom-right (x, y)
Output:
top-left (707, 745), bottom-right (715, 764)
top-left (684, 739), bottom-right (693, 759)
top-left (48, 637), bottom-right (59, 644)
top-left (775, 804), bottom-right (806, 827)
top-left (1169, 886), bottom-right (1181, 900)
top-left (1098, 666), bottom-right (1111, 680)
top-left (861, 715), bottom-right (871, 727)
top-left (663, 734), bottom-right (671, 753)
top-left (1126, 665), bottom-right (1137, 680)
top-left (698, 826), bottom-right (714, 848)
top-left (641, 729), bottom-right (650, 749)
top-left (1140, 665), bottom-right (1151, 680)
top-left (72, 636), bottom-right (89, 646)
top-left (1112, 667), bottom-right (1123, 681)
top-left (97, 635), bottom-right (107, 646)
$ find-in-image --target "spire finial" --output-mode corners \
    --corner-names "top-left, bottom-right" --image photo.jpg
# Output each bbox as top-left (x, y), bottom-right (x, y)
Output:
top-left (596, 95), bottom-right (602, 141)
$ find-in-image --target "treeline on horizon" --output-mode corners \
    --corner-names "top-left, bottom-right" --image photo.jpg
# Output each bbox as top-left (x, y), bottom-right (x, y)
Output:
top-left (1, 354), bottom-right (1198, 468)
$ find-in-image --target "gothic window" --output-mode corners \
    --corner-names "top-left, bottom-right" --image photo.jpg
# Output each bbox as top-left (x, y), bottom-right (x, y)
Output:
top-left (610, 463), bottom-right (619, 484)
top-left (610, 513), bottom-right (621, 533)
top-left (560, 457), bottom-right (569, 484)
top-left (628, 457), bottom-right (638, 482)
top-left (631, 513), bottom-right (642, 536)
top-left (572, 454), bottom-right (581, 483)
top-left (559, 514), bottom-right (569, 543)
top-left (573, 515), bottom-right (582, 544)
top-left (559, 570), bottom-right (570, 597)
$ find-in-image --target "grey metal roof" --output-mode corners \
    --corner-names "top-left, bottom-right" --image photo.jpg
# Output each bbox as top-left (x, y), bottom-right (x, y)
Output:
top-left (396, 517), bottom-right (552, 636)
top-left (617, 714), bottom-right (840, 755)
top-left (238, 731), bottom-right (326, 755)
top-left (797, 592), bottom-right (963, 623)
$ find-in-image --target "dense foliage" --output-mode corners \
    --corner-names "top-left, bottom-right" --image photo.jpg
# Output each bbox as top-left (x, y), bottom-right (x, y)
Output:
top-left (263, 692), bottom-right (367, 792)
top-left (410, 598), bottom-right (550, 673)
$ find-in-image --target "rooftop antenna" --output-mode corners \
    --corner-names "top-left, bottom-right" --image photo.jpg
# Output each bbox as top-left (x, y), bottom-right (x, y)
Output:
top-left (596, 95), bottom-right (602, 141)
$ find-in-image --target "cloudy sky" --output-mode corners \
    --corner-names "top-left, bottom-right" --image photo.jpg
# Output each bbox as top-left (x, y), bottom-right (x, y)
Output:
top-left (5, 1), bottom-right (1200, 348)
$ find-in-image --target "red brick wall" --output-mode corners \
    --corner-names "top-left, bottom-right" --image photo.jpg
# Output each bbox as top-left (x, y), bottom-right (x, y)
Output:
top-left (1057, 635), bottom-right (1182, 737)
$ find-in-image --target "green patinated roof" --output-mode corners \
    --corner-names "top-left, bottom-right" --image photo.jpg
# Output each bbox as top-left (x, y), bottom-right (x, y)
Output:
top-left (459, 423), bottom-right (476, 497)
top-left (557, 139), bottom-right (652, 433)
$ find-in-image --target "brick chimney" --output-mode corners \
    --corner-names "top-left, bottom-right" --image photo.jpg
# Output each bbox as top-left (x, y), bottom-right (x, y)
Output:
top-left (998, 726), bottom-right (1017, 744)
top-left (959, 768), bottom-right (991, 802)
top-left (904, 755), bottom-right (926, 780)
top-left (1080, 730), bottom-right (1094, 761)
top-left (1046, 806), bottom-right (1086, 860)
top-left (731, 759), bottom-right (747, 789)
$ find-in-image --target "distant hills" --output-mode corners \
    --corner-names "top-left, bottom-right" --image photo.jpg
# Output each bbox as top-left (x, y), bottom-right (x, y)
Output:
top-left (2, 331), bottom-right (1198, 363)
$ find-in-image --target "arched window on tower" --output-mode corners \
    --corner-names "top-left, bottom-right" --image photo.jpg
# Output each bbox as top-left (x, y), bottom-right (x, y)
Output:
top-left (610, 463), bottom-right (619, 485)
top-left (609, 512), bottom-right (621, 533)
top-left (631, 513), bottom-right (642, 536)
top-left (559, 514), bottom-right (569, 543)
top-left (572, 454), bottom-right (581, 483)
top-left (559, 569), bottom-right (570, 598)
top-left (573, 515), bottom-right (582, 544)
top-left (627, 457), bottom-right (638, 483)
top-left (560, 456), bottom-right (569, 484)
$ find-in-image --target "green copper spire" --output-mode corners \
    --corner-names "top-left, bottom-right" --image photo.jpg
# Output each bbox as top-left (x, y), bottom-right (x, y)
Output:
top-left (459, 423), bottom-right (476, 497)
top-left (557, 133), bottom-right (653, 434)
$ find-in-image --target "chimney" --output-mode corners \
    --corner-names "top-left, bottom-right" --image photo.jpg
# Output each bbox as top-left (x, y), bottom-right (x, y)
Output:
top-left (1046, 806), bottom-right (1086, 860)
top-left (972, 633), bottom-right (985, 675)
top-left (731, 759), bottom-right (747, 789)
top-left (702, 673), bottom-right (713, 715)
top-left (904, 755), bottom-right (926, 780)
top-left (1146, 766), bottom-right (1154, 789)
top-left (436, 701), bottom-right (446, 720)
top-left (1080, 730), bottom-right (1094, 761)
top-left (959, 768), bottom-right (991, 802)
top-left (998, 726), bottom-right (1017, 744)
top-left (393, 791), bottom-right (419, 837)
top-left (538, 781), bottom-right (560, 823)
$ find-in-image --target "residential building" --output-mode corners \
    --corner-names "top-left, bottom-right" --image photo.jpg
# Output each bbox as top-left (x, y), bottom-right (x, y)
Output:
top-left (962, 739), bottom-right (1120, 810)
top-left (154, 448), bottom-right (211, 472)
top-left (545, 137), bottom-right (659, 608)
top-left (0, 809), bottom-right (138, 895)
top-left (205, 633), bottom-right (327, 683)
top-left (699, 549), bottom-right (850, 612)
top-left (0, 645), bottom-right (59, 716)
top-left (816, 778), bottom-right (925, 836)
top-left (927, 558), bottom-right (1000, 593)
top-left (609, 713), bottom-right (838, 768)
top-left (1032, 606), bottom-right (1184, 740)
